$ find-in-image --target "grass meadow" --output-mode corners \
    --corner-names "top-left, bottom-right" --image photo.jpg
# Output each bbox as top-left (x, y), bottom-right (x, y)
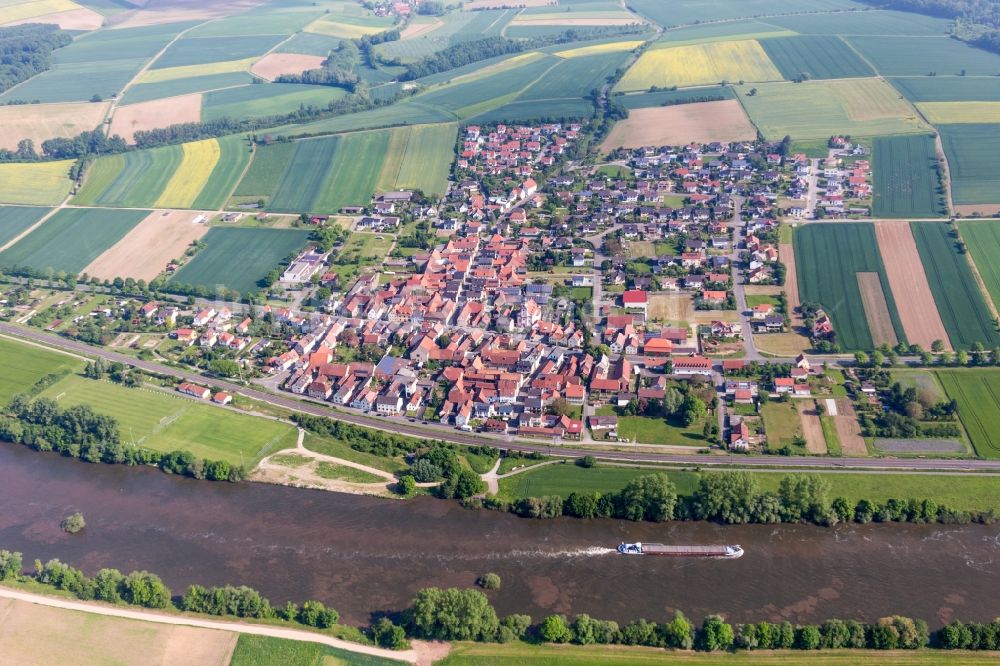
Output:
top-left (0, 338), bottom-right (81, 404)
top-left (872, 135), bottom-right (946, 218)
top-left (230, 634), bottom-right (402, 666)
top-left (938, 369), bottom-right (1000, 459)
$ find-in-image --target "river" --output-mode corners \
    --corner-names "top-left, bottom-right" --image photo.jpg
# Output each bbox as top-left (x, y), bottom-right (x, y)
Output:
top-left (1, 444), bottom-right (998, 627)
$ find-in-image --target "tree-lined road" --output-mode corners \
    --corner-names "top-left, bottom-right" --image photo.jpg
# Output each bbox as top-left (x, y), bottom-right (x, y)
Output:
top-left (5, 323), bottom-right (1000, 472)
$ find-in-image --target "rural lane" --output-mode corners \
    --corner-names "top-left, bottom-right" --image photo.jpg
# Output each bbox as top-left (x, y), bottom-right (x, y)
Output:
top-left (0, 587), bottom-right (427, 664)
top-left (5, 324), bottom-right (1000, 472)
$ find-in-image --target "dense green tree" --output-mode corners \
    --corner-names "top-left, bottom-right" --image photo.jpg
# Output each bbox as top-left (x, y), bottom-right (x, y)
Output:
top-left (698, 615), bottom-right (735, 651)
top-left (539, 614), bottom-right (574, 643)
top-left (408, 588), bottom-right (499, 641)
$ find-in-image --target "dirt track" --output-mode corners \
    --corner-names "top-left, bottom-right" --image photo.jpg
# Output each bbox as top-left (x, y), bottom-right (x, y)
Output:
top-left (873, 221), bottom-right (950, 350)
top-left (856, 271), bottom-right (898, 347)
top-left (602, 101), bottom-right (756, 150)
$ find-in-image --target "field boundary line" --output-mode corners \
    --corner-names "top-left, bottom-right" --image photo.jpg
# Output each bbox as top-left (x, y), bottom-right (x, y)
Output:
top-left (223, 139), bottom-right (257, 211)
top-left (956, 225), bottom-right (1000, 322)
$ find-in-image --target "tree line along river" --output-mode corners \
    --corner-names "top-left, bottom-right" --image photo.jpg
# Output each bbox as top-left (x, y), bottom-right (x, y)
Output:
top-left (1, 443), bottom-right (998, 628)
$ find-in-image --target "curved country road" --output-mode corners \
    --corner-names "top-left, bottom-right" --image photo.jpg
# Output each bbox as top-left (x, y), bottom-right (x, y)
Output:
top-left (0, 587), bottom-right (428, 664)
top-left (4, 323), bottom-right (1000, 472)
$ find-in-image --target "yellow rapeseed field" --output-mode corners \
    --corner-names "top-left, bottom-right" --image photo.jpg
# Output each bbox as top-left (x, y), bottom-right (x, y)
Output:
top-left (0, 160), bottom-right (74, 206)
top-left (917, 101), bottom-right (1000, 124)
top-left (555, 41), bottom-right (644, 58)
top-left (0, 0), bottom-right (79, 24)
top-left (154, 139), bottom-right (220, 209)
top-left (138, 58), bottom-right (255, 84)
top-left (616, 40), bottom-right (783, 91)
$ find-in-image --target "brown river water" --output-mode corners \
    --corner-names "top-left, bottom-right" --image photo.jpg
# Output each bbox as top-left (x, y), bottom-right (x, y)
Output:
top-left (1, 444), bottom-right (998, 627)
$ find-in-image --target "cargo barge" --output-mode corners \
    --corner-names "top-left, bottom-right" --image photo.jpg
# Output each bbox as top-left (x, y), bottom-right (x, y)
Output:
top-left (617, 542), bottom-right (743, 558)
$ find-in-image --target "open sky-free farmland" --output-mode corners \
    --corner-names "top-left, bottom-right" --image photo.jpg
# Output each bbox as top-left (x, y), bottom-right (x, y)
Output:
top-left (74, 145), bottom-right (182, 208)
top-left (201, 83), bottom-right (348, 122)
top-left (469, 97), bottom-right (594, 124)
top-left (84, 210), bottom-right (209, 282)
top-left (520, 51), bottom-right (632, 100)
top-left (51, 22), bottom-right (189, 64)
top-left (655, 20), bottom-right (794, 48)
top-left (911, 221), bottom-right (1000, 348)
top-left (137, 58), bottom-right (256, 85)
top-left (554, 40), bottom-right (643, 58)
top-left (121, 72), bottom-right (255, 105)
top-left (275, 31), bottom-right (340, 56)
top-left (847, 36), bottom-right (1000, 76)
top-left (376, 123), bottom-right (457, 197)
top-left (0, 101), bottom-right (109, 151)
top-left (0, 0), bottom-right (81, 24)
top-left (417, 53), bottom-right (560, 117)
top-left (169, 227), bottom-right (310, 295)
top-left (760, 35), bottom-right (874, 80)
top-left (0, 58), bottom-right (146, 103)
top-left (154, 139), bottom-right (220, 209)
top-left (891, 76), bottom-right (1000, 103)
top-left (616, 40), bottom-right (783, 91)
top-left (628, 0), bottom-right (861, 28)
top-left (918, 102), bottom-right (1000, 124)
top-left (794, 223), bottom-right (906, 351)
top-left (306, 13), bottom-right (395, 39)
top-left (40, 374), bottom-right (296, 465)
top-left (0, 337), bottom-right (80, 404)
top-left (184, 5), bottom-right (325, 38)
top-left (231, 141), bottom-right (296, 204)
top-left (872, 134), bottom-right (945, 218)
top-left (938, 370), bottom-right (1000, 459)
top-left (191, 135), bottom-right (252, 210)
top-left (152, 34), bottom-right (285, 69)
top-left (960, 220), bottom-right (1000, 314)
top-left (736, 78), bottom-right (929, 140)
top-left (618, 86), bottom-right (735, 109)
top-left (266, 136), bottom-right (343, 212)
top-left (0, 208), bottom-right (146, 274)
top-left (938, 124), bottom-right (1000, 205)
top-left (767, 9), bottom-right (950, 35)
top-left (602, 101), bottom-right (756, 149)
top-left (0, 206), bottom-right (49, 249)
top-left (109, 93), bottom-right (203, 143)
top-left (0, 161), bottom-right (73, 205)
top-left (313, 130), bottom-right (391, 212)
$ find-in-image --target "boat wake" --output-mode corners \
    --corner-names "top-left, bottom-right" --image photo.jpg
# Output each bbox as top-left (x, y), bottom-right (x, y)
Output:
top-left (506, 547), bottom-right (618, 558)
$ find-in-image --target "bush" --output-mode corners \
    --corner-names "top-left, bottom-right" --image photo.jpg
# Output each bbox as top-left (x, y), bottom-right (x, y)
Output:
top-left (397, 475), bottom-right (417, 497)
top-left (60, 512), bottom-right (85, 534)
top-left (476, 573), bottom-right (501, 590)
top-left (576, 455), bottom-right (596, 468)
top-left (539, 614), bottom-right (574, 643)
top-left (370, 617), bottom-right (408, 649)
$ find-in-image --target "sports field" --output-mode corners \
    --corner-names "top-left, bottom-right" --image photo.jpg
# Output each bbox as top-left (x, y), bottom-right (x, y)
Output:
top-left (938, 124), bottom-right (1000, 205)
top-left (911, 221), bottom-right (1000, 349)
top-left (759, 35), bottom-right (874, 80)
top-left (0, 161), bottom-right (73, 206)
top-left (0, 337), bottom-right (81, 403)
top-left (872, 134), bottom-right (945, 218)
top-left (737, 79), bottom-right (930, 140)
top-left (0, 208), bottom-right (147, 275)
top-left (616, 40), bottom-right (782, 91)
top-left (938, 370), bottom-right (1000, 459)
top-left (794, 223), bottom-right (906, 351)
top-left (0, 206), bottom-right (50, 249)
top-left (959, 220), bottom-right (1000, 313)
top-left (154, 139), bottom-right (221, 209)
top-left (73, 145), bottom-right (183, 208)
top-left (168, 227), bottom-right (310, 295)
top-left (40, 374), bottom-right (296, 465)
top-left (376, 124), bottom-right (457, 197)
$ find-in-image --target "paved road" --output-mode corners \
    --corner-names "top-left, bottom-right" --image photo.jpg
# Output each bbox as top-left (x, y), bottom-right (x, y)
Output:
top-left (0, 587), bottom-right (420, 664)
top-left (728, 196), bottom-right (764, 362)
top-left (7, 323), bottom-right (1000, 472)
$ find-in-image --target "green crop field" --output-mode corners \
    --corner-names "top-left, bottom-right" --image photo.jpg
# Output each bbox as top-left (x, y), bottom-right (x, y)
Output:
top-left (519, 51), bottom-right (632, 100)
top-left (185, 4), bottom-right (326, 38)
top-left (0, 208), bottom-right (146, 275)
top-left (847, 35), bottom-right (1000, 77)
top-left (73, 145), bottom-right (183, 208)
top-left (267, 135), bottom-right (344, 213)
top-left (201, 83), bottom-right (348, 122)
top-left (938, 370), bottom-right (1000, 459)
top-left (911, 221), bottom-right (1000, 349)
top-left (168, 227), bottom-right (310, 295)
top-left (263, 99), bottom-right (457, 138)
top-left (938, 124), bottom-right (1000, 205)
top-left (794, 223), bottom-right (906, 350)
top-left (0, 338), bottom-right (81, 404)
top-left (376, 123), bottom-right (457, 197)
top-left (959, 220), bottom-right (1000, 312)
top-left (617, 86), bottom-right (735, 109)
top-left (0, 206), bottom-right (50, 248)
top-left (767, 10), bottom-right (950, 35)
top-left (51, 22), bottom-right (190, 64)
top-left (0, 58), bottom-right (146, 104)
top-left (121, 72), bottom-right (255, 105)
top-left (191, 135), bottom-right (253, 210)
top-left (872, 135), bottom-right (946, 218)
top-left (655, 20), bottom-right (794, 47)
top-left (499, 463), bottom-right (701, 500)
top-left (891, 76), bottom-right (1000, 103)
top-left (152, 35), bottom-right (285, 70)
top-left (39, 374), bottom-right (296, 466)
top-left (628, 0), bottom-right (858, 28)
top-left (230, 634), bottom-right (403, 666)
top-left (736, 79), bottom-right (929, 140)
top-left (469, 98), bottom-right (594, 124)
top-left (760, 35), bottom-right (874, 80)
top-left (275, 31), bottom-right (341, 56)
top-left (232, 141), bottom-right (297, 205)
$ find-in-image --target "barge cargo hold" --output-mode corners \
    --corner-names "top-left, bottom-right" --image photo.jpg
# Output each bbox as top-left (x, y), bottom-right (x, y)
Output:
top-left (617, 542), bottom-right (744, 558)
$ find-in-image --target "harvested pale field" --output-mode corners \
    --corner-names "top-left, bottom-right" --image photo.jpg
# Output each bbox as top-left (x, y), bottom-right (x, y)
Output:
top-left (857, 271), bottom-right (898, 347)
top-left (601, 101), bottom-right (756, 151)
top-left (0, 101), bottom-right (109, 151)
top-left (0, 597), bottom-right (237, 666)
top-left (110, 94), bottom-right (202, 143)
top-left (834, 398), bottom-right (867, 455)
top-left (956, 204), bottom-right (1000, 216)
top-left (511, 17), bottom-right (640, 26)
top-left (799, 404), bottom-right (827, 454)
top-left (155, 138), bottom-right (220, 208)
top-left (109, 0), bottom-right (260, 28)
top-left (250, 53), bottom-right (326, 81)
top-left (464, 0), bottom-right (551, 7)
top-left (3, 6), bottom-right (104, 29)
top-left (83, 209), bottom-right (209, 281)
top-left (400, 17), bottom-right (442, 39)
top-left (874, 221), bottom-right (950, 350)
top-left (555, 40), bottom-right (644, 58)
top-left (0, 0), bottom-right (78, 24)
top-left (648, 293), bottom-right (693, 324)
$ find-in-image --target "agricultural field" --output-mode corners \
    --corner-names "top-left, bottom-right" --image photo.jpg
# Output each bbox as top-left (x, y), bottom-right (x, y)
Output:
top-left (152, 35), bottom-right (285, 70)
top-left (83, 210), bottom-right (210, 282)
top-left (0, 337), bottom-right (81, 404)
top-left (136, 58), bottom-right (257, 86)
top-left (168, 227), bottom-right (310, 295)
top-left (910, 221), bottom-right (1000, 349)
top-left (627, 0), bottom-right (860, 28)
top-left (39, 374), bottom-right (296, 465)
top-left (469, 97), bottom-right (595, 125)
top-left (154, 139), bottom-right (221, 209)
top-left (74, 145), bottom-right (183, 208)
top-left (891, 76), bottom-right (1000, 103)
top-left (654, 20), bottom-right (794, 47)
top-left (601, 100), bottom-right (756, 150)
top-left (759, 35), bottom-right (874, 80)
top-left (872, 134), bottom-right (946, 218)
top-left (109, 94), bottom-right (203, 143)
top-left (376, 123), bottom-right (457, 197)
top-left (275, 31), bottom-right (341, 57)
top-left (616, 40), bottom-right (783, 91)
top-left (0, 101), bottom-right (109, 151)
top-left (794, 223), bottom-right (906, 351)
top-left (960, 220), bottom-right (1000, 312)
top-left (917, 101), bottom-right (1000, 124)
top-left (191, 135), bottom-right (254, 210)
top-left (736, 78), bottom-right (930, 140)
top-left (121, 72), bottom-right (255, 105)
top-left (938, 124), bottom-right (1000, 206)
top-left (0, 58), bottom-right (145, 104)
top-left (0, 206), bottom-right (50, 249)
top-left (0, 160), bottom-right (74, 205)
top-left (250, 53), bottom-right (327, 81)
top-left (230, 634), bottom-right (402, 666)
top-left (0, 207), bottom-right (146, 275)
top-left (846, 35), bottom-right (1000, 77)
top-left (519, 50), bottom-right (633, 100)
top-left (616, 86), bottom-right (735, 109)
top-left (201, 83), bottom-right (348, 122)
top-left (938, 369), bottom-right (1000, 459)
top-left (306, 12), bottom-right (395, 39)
top-left (231, 141), bottom-right (297, 206)
top-left (767, 9), bottom-right (951, 35)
